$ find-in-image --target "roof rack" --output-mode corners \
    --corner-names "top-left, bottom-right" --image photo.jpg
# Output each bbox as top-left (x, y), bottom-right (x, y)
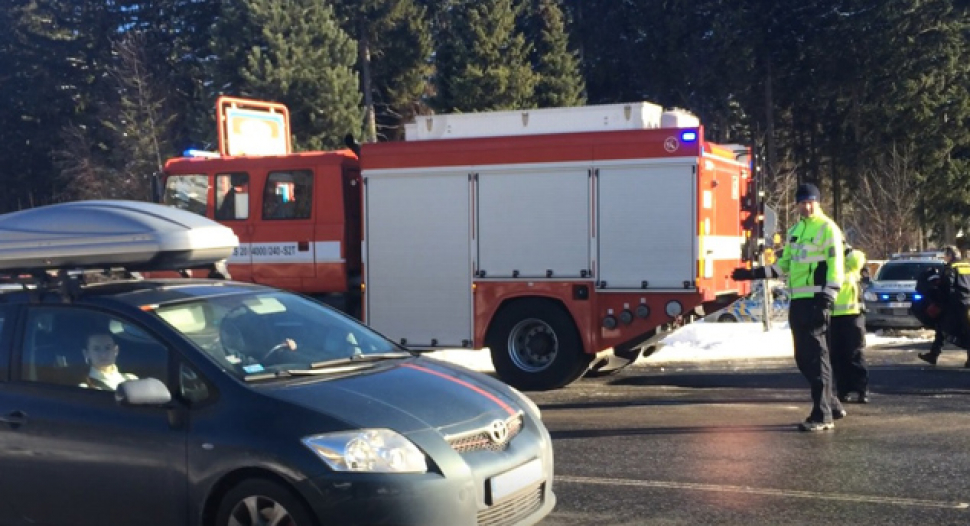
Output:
top-left (0, 200), bottom-right (237, 302)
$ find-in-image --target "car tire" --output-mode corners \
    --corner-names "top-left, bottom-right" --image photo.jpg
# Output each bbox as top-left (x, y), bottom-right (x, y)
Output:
top-left (717, 313), bottom-right (738, 322)
top-left (486, 299), bottom-right (591, 391)
top-left (215, 478), bottom-right (317, 526)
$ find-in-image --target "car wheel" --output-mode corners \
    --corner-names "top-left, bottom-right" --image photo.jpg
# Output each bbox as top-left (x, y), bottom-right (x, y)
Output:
top-left (216, 478), bottom-right (316, 526)
top-left (717, 313), bottom-right (738, 322)
top-left (486, 299), bottom-right (591, 391)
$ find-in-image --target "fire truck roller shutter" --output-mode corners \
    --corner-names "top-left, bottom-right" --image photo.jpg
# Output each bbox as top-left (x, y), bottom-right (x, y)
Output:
top-left (485, 298), bottom-right (591, 391)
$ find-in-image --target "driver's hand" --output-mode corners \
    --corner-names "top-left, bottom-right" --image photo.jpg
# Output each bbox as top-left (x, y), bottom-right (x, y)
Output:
top-left (283, 338), bottom-right (297, 351)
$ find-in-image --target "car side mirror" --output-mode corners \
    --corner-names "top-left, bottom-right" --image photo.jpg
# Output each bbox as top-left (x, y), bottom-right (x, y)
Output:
top-left (115, 378), bottom-right (172, 406)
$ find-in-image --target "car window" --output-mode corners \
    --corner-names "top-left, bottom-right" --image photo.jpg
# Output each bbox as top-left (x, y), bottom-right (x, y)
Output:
top-left (149, 291), bottom-right (403, 380)
top-left (163, 174), bottom-right (209, 216)
top-left (262, 170), bottom-right (312, 220)
top-left (179, 361), bottom-right (211, 404)
top-left (215, 172), bottom-right (250, 220)
top-left (21, 307), bottom-right (169, 391)
top-left (876, 262), bottom-right (943, 281)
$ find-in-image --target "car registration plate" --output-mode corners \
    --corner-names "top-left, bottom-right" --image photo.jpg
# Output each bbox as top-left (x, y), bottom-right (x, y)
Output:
top-left (489, 458), bottom-right (543, 503)
top-left (887, 301), bottom-right (911, 308)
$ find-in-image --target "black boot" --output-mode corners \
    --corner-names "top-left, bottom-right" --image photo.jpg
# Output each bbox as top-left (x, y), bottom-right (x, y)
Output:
top-left (918, 352), bottom-right (939, 365)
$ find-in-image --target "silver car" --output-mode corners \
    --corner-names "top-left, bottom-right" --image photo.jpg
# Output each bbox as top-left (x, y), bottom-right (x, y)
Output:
top-left (863, 254), bottom-right (945, 330)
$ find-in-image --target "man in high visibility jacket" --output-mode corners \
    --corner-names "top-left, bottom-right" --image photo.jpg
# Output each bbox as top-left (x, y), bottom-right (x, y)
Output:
top-left (831, 246), bottom-right (869, 403)
top-left (732, 182), bottom-right (846, 432)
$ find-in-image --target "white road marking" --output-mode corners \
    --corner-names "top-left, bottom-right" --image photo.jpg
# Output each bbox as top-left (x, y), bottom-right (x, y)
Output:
top-left (555, 475), bottom-right (969, 509)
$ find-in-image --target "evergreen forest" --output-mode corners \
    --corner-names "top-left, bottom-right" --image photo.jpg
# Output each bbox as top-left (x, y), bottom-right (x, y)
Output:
top-left (2, 0), bottom-right (969, 257)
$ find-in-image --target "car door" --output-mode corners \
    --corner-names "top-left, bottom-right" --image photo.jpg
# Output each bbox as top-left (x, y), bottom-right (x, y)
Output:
top-left (0, 304), bottom-right (21, 522)
top-left (251, 169), bottom-right (316, 289)
top-left (0, 306), bottom-right (188, 526)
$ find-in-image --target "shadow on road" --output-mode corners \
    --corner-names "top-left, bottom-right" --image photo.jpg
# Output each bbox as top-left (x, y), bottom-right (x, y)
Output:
top-left (550, 423), bottom-right (798, 440)
top-left (603, 365), bottom-right (969, 397)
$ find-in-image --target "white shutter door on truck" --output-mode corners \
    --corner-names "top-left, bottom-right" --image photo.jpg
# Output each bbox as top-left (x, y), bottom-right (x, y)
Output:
top-left (597, 162), bottom-right (696, 289)
top-left (477, 165), bottom-right (590, 278)
top-left (365, 171), bottom-right (471, 347)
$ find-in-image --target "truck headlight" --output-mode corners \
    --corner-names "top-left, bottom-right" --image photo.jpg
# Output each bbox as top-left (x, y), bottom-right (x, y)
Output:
top-left (863, 291), bottom-right (877, 302)
top-left (302, 429), bottom-right (427, 473)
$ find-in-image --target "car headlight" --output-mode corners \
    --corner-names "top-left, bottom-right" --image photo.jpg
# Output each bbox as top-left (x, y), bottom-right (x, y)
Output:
top-left (863, 291), bottom-right (877, 302)
top-left (509, 386), bottom-right (541, 420)
top-left (302, 429), bottom-right (427, 473)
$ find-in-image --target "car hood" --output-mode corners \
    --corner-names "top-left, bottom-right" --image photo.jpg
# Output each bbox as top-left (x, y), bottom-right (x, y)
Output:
top-left (261, 357), bottom-right (521, 434)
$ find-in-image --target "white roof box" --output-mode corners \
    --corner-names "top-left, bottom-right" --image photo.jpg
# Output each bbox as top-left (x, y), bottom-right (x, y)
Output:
top-left (404, 101), bottom-right (666, 141)
top-left (0, 200), bottom-right (238, 272)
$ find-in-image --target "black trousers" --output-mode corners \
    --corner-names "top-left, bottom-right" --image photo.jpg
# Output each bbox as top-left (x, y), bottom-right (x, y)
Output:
top-left (830, 313), bottom-right (868, 396)
top-left (789, 298), bottom-right (842, 422)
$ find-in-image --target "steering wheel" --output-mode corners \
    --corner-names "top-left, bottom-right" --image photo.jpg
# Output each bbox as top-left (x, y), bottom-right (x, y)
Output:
top-left (261, 338), bottom-right (297, 362)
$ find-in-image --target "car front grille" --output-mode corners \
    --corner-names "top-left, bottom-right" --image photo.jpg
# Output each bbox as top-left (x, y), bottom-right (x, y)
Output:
top-left (877, 308), bottom-right (912, 316)
top-left (446, 413), bottom-right (524, 453)
top-left (477, 482), bottom-right (544, 526)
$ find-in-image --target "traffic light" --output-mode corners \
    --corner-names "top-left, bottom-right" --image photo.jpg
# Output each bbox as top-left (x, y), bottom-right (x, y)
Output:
top-left (740, 146), bottom-right (766, 263)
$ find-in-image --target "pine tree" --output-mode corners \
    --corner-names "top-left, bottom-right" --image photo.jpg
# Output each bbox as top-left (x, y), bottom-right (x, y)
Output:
top-left (0, 0), bottom-right (120, 210)
top-left (524, 0), bottom-right (585, 108)
top-left (434, 0), bottom-right (538, 112)
top-left (332, 0), bottom-right (434, 142)
top-left (211, 0), bottom-right (361, 151)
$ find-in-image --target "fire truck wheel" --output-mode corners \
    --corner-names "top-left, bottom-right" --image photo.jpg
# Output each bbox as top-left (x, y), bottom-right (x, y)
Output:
top-left (486, 299), bottom-right (591, 391)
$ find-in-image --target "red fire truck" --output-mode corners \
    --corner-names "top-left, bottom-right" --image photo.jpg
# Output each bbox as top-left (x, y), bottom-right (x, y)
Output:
top-left (160, 98), bottom-right (753, 390)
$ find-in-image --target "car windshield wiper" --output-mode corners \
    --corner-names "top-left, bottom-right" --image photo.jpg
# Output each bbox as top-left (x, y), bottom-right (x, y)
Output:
top-left (308, 351), bottom-right (412, 370)
top-left (242, 369), bottom-right (293, 382)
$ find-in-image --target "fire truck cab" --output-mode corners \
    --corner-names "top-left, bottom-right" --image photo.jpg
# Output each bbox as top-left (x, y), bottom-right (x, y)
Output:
top-left (161, 150), bottom-right (363, 314)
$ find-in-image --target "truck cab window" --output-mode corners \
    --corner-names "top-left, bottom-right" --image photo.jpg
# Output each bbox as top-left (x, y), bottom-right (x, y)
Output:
top-left (215, 172), bottom-right (250, 220)
top-left (263, 170), bottom-right (312, 220)
top-left (163, 174), bottom-right (208, 216)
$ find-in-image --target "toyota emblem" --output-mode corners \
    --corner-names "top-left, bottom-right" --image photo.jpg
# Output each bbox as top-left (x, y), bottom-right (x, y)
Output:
top-left (488, 419), bottom-right (510, 445)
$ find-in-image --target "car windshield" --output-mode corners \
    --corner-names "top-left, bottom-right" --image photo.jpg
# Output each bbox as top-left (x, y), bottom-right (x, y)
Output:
top-left (876, 262), bottom-right (943, 281)
top-left (148, 291), bottom-right (407, 380)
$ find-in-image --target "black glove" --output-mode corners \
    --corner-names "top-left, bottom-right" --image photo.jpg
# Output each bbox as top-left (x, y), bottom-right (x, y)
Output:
top-left (813, 293), bottom-right (833, 327)
top-left (731, 268), bottom-right (755, 281)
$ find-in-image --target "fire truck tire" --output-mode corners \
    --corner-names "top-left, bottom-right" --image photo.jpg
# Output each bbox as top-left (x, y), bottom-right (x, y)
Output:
top-left (485, 299), bottom-right (591, 391)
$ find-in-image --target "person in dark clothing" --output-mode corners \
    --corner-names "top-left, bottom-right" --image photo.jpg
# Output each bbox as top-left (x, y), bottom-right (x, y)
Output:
top-left (831, 246), bottom-right (870, 404)
top-left (912, 266), bottom-right (945, 356)
top-left (919, 245), bottom-right (970, 367)
top-left (732, 182), bottom-right (846, 431)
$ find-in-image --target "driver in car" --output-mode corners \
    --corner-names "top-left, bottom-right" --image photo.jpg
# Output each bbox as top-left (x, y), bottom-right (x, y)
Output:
top-left (80, 332), bottom-right (138, 390)
top-left (220, 310), bottom-right (298, 364)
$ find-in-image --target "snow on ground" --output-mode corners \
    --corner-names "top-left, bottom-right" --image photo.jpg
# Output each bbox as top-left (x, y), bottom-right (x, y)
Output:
top-left (426, 321), bottom-right (932, 374)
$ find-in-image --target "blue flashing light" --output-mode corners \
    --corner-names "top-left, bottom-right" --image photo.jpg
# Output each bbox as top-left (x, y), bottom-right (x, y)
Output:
top-left (879, 294), bottom-right (890, 300)
top-left (183, 149), bottom-right (221, 159)
top-left (914, 294), bottom-right (923, 301)
top-left (681, 131), bottom-right (698, 142)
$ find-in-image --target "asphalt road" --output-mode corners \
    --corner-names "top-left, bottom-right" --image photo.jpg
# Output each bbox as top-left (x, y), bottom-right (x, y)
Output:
top-left (529, 343), bottom-right (970, 526)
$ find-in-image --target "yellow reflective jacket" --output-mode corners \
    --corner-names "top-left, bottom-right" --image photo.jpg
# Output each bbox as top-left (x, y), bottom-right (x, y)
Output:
top-left (767, 210), bottom-right (845, 300)
top-left (833, 248), bottom-right (866, 316)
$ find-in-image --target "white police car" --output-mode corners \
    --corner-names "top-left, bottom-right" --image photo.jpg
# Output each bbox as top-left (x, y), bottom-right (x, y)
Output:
top-left (708, 280), bottom-right (790, 323)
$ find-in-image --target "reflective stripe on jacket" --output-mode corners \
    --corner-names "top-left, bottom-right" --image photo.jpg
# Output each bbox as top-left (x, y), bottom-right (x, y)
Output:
top-left (766, 210), bottom-right (845, 300)
top-left (833, 248), bottom-right (866, 316)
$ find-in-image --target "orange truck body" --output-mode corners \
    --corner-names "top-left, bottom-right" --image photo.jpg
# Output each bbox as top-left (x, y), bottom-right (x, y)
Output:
top-left (159, 102), bottom-right (751, 389)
